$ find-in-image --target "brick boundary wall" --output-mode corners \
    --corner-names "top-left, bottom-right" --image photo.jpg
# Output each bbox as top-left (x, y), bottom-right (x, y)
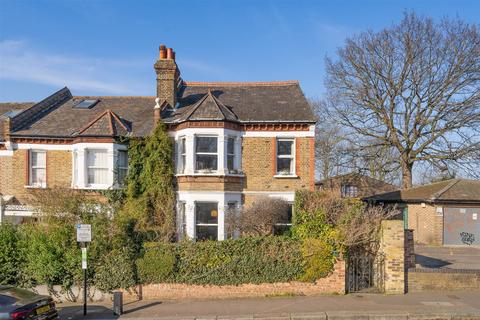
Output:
top-left (379, 220), bottom-right (405, 294)
top-left (408, 268), bottom-right (480, 292)
top-left (123, 260), bottom-right (345, 301)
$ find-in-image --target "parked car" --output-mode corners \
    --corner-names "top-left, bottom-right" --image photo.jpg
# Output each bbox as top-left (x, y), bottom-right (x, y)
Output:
top-left (0, 286), bottom-right (58, 320)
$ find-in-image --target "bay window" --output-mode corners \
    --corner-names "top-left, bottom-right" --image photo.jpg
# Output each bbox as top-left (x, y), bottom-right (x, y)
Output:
top-left (30, 150), bottom-right (46, 187)
top-left (195, 202), bottom-right (218, 240)
top-left (86, 149), bottom-right (109, 185)
top-left (276, 138), bottom-right (295, 175)
top-left (195, 136), bottom-right (218, 172)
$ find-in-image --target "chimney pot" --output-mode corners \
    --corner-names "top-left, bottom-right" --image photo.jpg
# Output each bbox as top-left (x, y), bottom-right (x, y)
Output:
top-left (159, 45), bottom-right (167, 59)
top-left (167, 48), bottom-right (174, 59)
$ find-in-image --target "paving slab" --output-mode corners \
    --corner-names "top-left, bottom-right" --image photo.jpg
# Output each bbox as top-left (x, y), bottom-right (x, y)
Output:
top-left (57, 291), bottom-right (480, 320)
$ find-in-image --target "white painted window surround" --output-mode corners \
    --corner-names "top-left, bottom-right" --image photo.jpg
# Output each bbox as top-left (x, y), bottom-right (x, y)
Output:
top-left (176, 191), bottom-right (295, 241)
top-left (72, 143), bottom-right (127, 190)
top-left (176, 191), bottom-right (242, 241)
top-left (173, 128), bottom-right (243, 176)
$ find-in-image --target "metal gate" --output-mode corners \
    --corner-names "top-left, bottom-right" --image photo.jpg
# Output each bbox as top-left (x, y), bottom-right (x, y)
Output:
top-left (444, 207), bottom-right (480, 246)
top-left (346, 253), bottom-right (384, 293)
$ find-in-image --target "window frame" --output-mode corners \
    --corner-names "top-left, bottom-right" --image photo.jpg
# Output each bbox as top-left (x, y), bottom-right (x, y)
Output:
top-left (341, 184), bottom-right (359, 198)
top-left (177, 201), bottom-right (187, 240)
top-left (226, 136), bottom-right (236, 172)
top-left (86, 149), bottom-right (110, 187)
top-left (275, 138), bottom-right (296, 176)
top-left (195, 135), bottom-right (218, 173)
top-left (274, 203), bottom-right (294, 235)
top-left (116, 149), bottom-right (128, 185)
top-left (178, 136), bottom-right (187, 174)
top-left (195, 201), bottom-right (219, 241)
top-left (29, 150), bottom-right (47, 188)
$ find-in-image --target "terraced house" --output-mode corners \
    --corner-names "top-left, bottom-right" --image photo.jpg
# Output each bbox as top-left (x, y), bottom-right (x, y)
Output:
top-left (0, 45), bottom-right (316, 240)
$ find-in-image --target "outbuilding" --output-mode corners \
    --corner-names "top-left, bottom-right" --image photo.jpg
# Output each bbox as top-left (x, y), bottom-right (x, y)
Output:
top-left (366, 179), bottom-right (480, 246)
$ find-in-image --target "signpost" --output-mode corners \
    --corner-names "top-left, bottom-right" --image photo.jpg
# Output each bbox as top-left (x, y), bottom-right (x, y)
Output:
top-left (76, 224), bottom-right (91, 316)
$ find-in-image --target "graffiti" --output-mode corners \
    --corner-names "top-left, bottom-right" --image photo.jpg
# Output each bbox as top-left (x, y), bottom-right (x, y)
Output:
top-left (460, 232), bottom-right (475, 245)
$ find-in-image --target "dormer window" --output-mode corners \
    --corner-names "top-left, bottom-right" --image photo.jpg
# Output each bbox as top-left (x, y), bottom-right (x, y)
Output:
top-left (195, 136), bottom-right (218, 172)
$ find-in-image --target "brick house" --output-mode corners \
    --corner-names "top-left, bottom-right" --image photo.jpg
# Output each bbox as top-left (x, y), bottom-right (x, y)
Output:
top-left (0, 45), bottom-right (317, 240)
top-left (367, 179), bottom-right (480, 246)
top-left (315, 172), bottom-right (398, 198)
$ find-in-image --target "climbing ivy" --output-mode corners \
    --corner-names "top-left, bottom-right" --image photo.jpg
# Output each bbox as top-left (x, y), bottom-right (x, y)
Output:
top-left (118, 121), bottom-right (176, 242)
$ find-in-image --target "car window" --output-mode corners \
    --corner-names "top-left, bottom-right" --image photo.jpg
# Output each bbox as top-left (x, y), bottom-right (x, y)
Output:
top-left (0, 288), bottom-right (37, 301)
top-left (0, 294), bottom-right (18, 305)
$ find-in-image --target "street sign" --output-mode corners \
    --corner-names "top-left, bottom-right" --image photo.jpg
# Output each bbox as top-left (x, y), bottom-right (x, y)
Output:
top-left (76, 224), bottom-right (92, 242)
top-left (81, 247), bottom-right (87, 269)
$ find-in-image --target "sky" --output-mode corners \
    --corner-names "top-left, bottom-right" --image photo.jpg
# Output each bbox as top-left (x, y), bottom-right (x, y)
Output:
top-left (0, 0), bottom-right (479, 102)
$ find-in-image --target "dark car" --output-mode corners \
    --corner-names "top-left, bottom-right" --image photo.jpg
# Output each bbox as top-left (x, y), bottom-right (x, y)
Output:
top-left (0, 286), bottom-right (58, 320)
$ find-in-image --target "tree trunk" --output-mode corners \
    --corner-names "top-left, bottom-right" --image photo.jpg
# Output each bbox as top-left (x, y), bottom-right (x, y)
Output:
top-left (401, 162), bottom-right (413, 189)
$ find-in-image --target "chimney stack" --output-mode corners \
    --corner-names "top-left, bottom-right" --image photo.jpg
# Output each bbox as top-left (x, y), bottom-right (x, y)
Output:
top-left (154, 44), bottom-right (180, 109)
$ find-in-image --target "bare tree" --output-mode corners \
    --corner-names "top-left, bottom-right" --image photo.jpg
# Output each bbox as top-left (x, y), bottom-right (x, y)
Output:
top-left (325, 13), bottom-right (480, 188)
top-left (311, 99), bottom-right (349, 179)
top-left (226, 196), bottom-right (290, 237)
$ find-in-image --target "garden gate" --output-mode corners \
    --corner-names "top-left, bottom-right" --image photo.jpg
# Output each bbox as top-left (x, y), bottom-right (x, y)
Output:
top-left (346, 252), bottom-right (384, 293)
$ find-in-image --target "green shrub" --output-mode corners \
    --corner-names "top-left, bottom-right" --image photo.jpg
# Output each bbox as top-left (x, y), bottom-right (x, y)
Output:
top-left (138, 237), bottom-right (304, 286)
top-left (300, 238), bottom-right (336, 282)
top-left (18, 224), bottom-right (80, 291)
top-left (94, 248), bottom-right (137, 293)
top-left (137, 244), bottom-right (176, 284)
top-left (0, 224), bottom-right (22, 285)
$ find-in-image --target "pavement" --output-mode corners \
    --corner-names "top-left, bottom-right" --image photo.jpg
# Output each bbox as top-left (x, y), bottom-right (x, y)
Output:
top-left (414, 245), bottom-right (480, 269)
top-left (57, 290), bottom-right (480, 320)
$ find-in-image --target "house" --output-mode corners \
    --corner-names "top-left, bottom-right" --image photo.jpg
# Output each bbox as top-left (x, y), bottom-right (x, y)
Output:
top-left (315, 172), bottom-right (398, 198)
top-left (366, 179), bottom-right (480, 246)
top-left (0, 45), bottom-right (317, 240)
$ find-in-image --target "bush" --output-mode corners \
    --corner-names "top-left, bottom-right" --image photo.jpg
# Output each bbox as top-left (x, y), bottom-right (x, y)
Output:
top-left (138, 237), bottom-right (304, 285)
top-left (94, 248), bottom-right (137, 293)
top-left (300, 238), bottom-right (337, 282)
top-left (18, 224), bottom-right (80, 291)
top-left (0, 224), bottom-right (22, 285)
top-left (137, 244), bottom-right (176, 284)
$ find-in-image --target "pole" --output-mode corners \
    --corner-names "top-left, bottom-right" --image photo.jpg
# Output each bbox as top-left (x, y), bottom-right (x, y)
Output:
top-left (83, 267), bottom-right (87, 316)
top-left (82, 243), bottom-right (87, 316)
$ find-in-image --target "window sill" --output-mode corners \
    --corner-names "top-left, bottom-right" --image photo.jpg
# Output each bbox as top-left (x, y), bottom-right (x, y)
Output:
top-left (24, 185), bottom-right (47, 189)
top-left (176, 172), bottom-right (245, 177)
top-left (273, 174), bottom-right (298, 179)
top-left (74, 184), bottom-right (114, 190)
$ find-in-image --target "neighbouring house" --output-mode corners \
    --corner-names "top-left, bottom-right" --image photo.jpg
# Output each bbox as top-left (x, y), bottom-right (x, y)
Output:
top-left (0, 45), bottom-right (317, 240)
top-left (315, 172), bottom-right (398, 198)
top-left (366, 179), bottom-right (480, 246)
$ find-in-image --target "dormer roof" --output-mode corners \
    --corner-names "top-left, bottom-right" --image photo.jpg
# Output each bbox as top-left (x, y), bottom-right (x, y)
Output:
top-left (177, 89), bottom-right (238, 122)
top-left (77, 109), bottom-right (130, 137)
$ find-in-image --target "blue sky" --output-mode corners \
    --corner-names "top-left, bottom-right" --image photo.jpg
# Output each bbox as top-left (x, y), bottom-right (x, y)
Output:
top-left (0, 0), bottom-right (478, 102)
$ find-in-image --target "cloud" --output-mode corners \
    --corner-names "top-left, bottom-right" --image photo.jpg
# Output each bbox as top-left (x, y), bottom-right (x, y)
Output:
top-left (0, 40), bottom-right (149, 95)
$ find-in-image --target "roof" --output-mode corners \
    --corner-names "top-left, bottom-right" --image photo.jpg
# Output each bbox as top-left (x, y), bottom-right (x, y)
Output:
top-left (176, 89), bottom-right (238, 122)
top-left (78, 109), bottom-right (131, 137)
top-left (6, 81), bottom-right (315, 139)
top-left (168, 81), bottom-right (316, 123)
top-left (0, 103), bottom-right (35, 141)
top-left (316, 172), bottom-right (398, 197)
top-left (366, 179), bottom-right (480, 204)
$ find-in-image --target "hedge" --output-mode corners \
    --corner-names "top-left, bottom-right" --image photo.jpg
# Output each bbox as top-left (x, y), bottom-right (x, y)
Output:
top-left (137, 236), bottom-right (305, 285)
